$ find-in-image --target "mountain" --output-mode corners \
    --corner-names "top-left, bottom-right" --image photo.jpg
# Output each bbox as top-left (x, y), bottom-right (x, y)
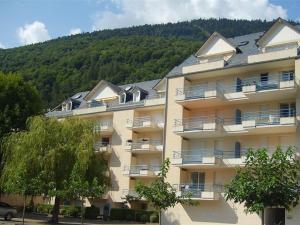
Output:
top-left (0, 18), bottom-right (278, 108)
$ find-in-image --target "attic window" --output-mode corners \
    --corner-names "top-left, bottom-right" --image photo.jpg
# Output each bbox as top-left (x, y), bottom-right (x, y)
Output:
top-left (73, 93), bottom-right (82, 99)
top-left (238, 41), bottom-right (249, 47)
top-left (119, 93), bottom-right (126, 104)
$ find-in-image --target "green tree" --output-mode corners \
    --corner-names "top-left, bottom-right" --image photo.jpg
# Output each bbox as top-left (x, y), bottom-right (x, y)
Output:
top-left (0, 72), bottom-right (42, 139)
top-left (135, 158), bottom-right (193, 224)
top-left (1, 131), bottom-right (43, 224)
top-left (225, 146), bottom-right (300, 224)
top-left (1, 116), bottom-right (110, 224)
top-left (65, 155), bottom-right (109, 225)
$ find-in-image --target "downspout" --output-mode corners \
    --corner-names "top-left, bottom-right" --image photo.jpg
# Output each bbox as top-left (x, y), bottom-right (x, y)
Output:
top-left (160, 78), bottom-right (169, 225)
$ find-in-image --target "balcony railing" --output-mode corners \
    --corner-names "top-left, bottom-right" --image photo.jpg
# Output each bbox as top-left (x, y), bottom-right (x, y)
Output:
top-left (94, 121), bottom-right (113, 132)
top-left (123, 165), bottom-right (161, 176)
top-left (122, 189), bottom-right (140, 198)
top-left (126, 140), bottom-right (163, 152)
top-left (173, 150), bottom-right (213, 164)
top-left (175, 84), bottom-right (223, 101)
top-left (94, 142), bottom-right (112, 153)
top-left (173, 183), bottom-right (223, 199)
top-left (174, 116), bottom-right (222, 131)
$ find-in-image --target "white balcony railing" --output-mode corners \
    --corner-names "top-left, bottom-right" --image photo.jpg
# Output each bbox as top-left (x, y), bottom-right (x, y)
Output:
top-left (125, 140), bottom-right (163, 152)
top-left (175, 84), bottom-right (223, 101)
top-left (127, 116), bottom-right (164, 129)
top-left (94, 121), bottom-right (113, 133)
top-left (173, 116), bottom-right (222, 132)
top-left (173, 183), bottom-right (223, 200)
top-left (123, 165), bottom-right (161, 176)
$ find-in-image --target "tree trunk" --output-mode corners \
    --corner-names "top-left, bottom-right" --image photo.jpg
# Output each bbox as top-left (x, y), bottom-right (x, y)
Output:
top-left (81, 198), bottom-right (84, 225)
top-left (51, 197), bottom-right (60, 224)
top-left (22, 196), bottom-right (27, 225)
top-left (264, 207), bottom-right (285, 225)
top-left (261, 209), bottom-right (264, 225)
top-left (159, 210), bottom-right (161, 225)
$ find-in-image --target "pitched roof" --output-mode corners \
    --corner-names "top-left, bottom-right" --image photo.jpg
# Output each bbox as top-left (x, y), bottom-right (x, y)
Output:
top-left (257, 18), bottom-right (300, 47)
top-left (195, 32), bottom-right (236, 57)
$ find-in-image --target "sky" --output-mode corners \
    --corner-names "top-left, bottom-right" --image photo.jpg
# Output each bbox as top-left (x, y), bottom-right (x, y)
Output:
top-left (0, 0), bottom-right (299, 49)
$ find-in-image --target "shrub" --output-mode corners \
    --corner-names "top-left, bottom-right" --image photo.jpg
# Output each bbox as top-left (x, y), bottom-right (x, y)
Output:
top-left (150, 212), bottom-right (159, 223)
top-left (36, 204), bottom-right (53, 214)
top-left (84, 205), bottom-right (100, 219)
top-left (60, 205), bottom-right (80, 218)
top-left (140, 213), bottom-right (148, 223)
top-left (126, 213), bottom-right (133, 221)
top-left (110, 208), bottom-right (135, 221)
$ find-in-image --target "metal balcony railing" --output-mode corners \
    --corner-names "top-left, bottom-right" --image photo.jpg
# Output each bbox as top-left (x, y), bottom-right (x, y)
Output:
top-left (174, 116), bottom-right (222, 131)
top-left (94, 121), bottom-right (113, 132)
top-left (122, 189), bottom-right (139, 198)
top-left (129, 140), bottom-right (162, 150)
top-left (222, 73), bottom-right (295, 94)
top-left (124, 165), bottom-right (161, 175)
top-left (176, 84), bottom-right (223, 100)
top-left (173, 150), bottom-right (213, 164)
top-left (173, 183), bottom-right (223, 198)
top-left (223, 109), bottom-right (296, 126)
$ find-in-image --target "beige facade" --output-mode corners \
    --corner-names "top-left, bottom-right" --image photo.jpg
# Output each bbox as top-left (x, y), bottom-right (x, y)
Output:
top-left (46, 18), bottom-right (300, 224)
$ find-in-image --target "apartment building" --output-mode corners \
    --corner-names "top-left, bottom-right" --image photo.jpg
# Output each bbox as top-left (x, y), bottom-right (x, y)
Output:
top-left (49, 18), bottom-right (300, 225)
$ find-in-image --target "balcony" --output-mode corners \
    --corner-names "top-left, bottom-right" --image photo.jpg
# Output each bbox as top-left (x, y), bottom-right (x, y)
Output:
top-left (182, 59), bottom-right (225, 74)
top-left (175, 84), bottom-right (224, 108)
top-left (172, 149), bottom-right (246, 168)
top-left (144, 94), bottom-right (166, 107)
top-left (126, 116), bottom-right (164, 132)
top-left (215, 149), bottom-right (246, 166)
top-left (121, 189), bottom-right (144, 200)
top-left (223, 74), bottom-right (296, 103)
top-left (248, 47), bottom-right (298, 64)
top-left (173, 116), bottom-right (223, 138)
top-left (172, 150), bottom-right (218, 168)
top-left (94, 142), bottom-right (112, 155)
top-left (124, 140), bottom-right (163, 154)
top-left (94, 121), bottom-right (114, 135)
top-left (174, 183), bottom-right (223, 200)
top-left (123, 165), bottom-right (160, 178)
top-left (223, 110), bottom-right (297, 135)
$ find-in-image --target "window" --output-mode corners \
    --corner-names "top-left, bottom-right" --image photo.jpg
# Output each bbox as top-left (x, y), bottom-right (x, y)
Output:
top-left (119, 93), bottom-right (126, 104)
top-left (236, 78), bottom-right (242, 92)
top-left (235, 142), bottom-right (241, 158)
top-left (190, 172), bottom-right (205, 191)
top-left (101, 137), bottom-right (110, 146)
top-left (281, 71), bottom-right (294, 81)
top-left (235, 109), bottom-right (242, 125)
top-left (280, 103), bottom-right (296, 117)
top-left (133, 91), bottom-right (140, 102)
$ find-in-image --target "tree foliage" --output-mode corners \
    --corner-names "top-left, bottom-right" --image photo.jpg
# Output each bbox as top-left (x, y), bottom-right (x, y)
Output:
top-left (225, 146), bottom-right (300, 214)
top-left (136, 158), bottom-right (193, 224)
top-left (1, 116), bottom-right (110, 224)
top-left (0, 19), bottom-right (276, 107)
top-left (0, 72), bottom-right (42, 139)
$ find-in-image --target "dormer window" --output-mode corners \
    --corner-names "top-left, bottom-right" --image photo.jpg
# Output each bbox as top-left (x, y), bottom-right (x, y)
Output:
top-left (133, 91), bottom-right (140, 102)
top-left (119, 93), bottom-right (126, 104)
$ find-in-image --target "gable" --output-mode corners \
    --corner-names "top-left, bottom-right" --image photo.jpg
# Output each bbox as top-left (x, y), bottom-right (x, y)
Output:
top-left (196, 33), bottom-right (236, 58)
top-left (258, 19), bottom-right (300, 48)
top-left (93, 85), bottom-right (119, 101)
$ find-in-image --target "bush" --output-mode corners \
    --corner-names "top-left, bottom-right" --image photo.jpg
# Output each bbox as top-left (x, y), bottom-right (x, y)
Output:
top-left (84, 205), bottom-right (99, 219)
top-left (60, 205), bottom-right (80, 218)
top-left (109, 208), bottom-right (156, 222)
top-left (126, 213), bottom-right (133, 221)
top-left (140, 213), bottom-right (148, 223)
top-left (110, 208), bottom-right (135, 221)
top-left (150, 212), bottom-right (159, 223)
top-left (36, 204), bottom-right (53, 214)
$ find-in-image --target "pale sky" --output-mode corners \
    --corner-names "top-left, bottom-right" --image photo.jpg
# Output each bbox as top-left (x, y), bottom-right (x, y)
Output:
top-left (0, 0), bottom-right (299, 48)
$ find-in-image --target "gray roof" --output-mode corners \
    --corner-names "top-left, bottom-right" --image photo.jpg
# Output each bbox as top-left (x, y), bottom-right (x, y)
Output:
top-left (119, 79), bottom-right (161, 97)
top-left (167, 31), bottom-right (265, 77)
top-left (73, 79), bottom-right (161, 109)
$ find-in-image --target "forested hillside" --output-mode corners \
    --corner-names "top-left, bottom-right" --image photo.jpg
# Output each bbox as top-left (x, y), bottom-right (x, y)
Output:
top-left (0, 18), bottom-right (276, 107)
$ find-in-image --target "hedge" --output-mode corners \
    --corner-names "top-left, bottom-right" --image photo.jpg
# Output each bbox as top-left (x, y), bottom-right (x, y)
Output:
top-left (84, 206), bottom-right (100, 219)
top-left (109, 208), bottom-right (157, 222)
